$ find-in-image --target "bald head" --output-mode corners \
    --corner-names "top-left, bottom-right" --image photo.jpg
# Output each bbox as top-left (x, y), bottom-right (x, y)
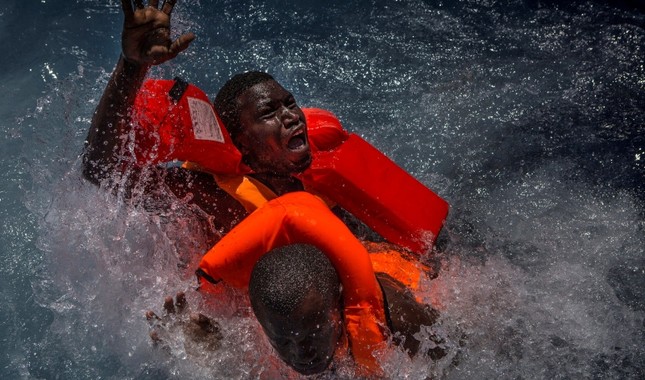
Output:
top-left (249, 244), bottom-right (343, 375)
top-left (249, 244), bottom-right (340, 316)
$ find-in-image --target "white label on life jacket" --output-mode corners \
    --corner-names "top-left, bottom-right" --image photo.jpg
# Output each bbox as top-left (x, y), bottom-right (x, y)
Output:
top-left (187, 96), bottom-right (225, 143)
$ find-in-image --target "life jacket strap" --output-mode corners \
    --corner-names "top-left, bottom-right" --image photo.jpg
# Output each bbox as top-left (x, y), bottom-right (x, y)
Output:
top-left (195, 267), bottom-right (220, 286)
top-left (168, 76), bottom-right (189, 103)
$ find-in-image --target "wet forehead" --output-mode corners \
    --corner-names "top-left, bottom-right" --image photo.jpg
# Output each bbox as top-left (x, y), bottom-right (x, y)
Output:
top-left (269, 303), bottom-right (340, 337)
top-left (237, 80), bottom-right (292, 110)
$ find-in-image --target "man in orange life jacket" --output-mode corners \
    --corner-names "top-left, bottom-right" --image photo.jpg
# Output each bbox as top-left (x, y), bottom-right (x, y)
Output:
top-left (248, 243), bottom-right (443, 375)
top-left (249, 245), bottom-right (445, 375)
top-left (83, 0), bottom-right (450, 254)
top-left (83, 0), bottom-right (323, 235)
top-left (192, 192), bottom-right (446, 375)
top-left (86, 3), bottom-right (446, 373)
top-left (156, 242), bottom-right (444, 376)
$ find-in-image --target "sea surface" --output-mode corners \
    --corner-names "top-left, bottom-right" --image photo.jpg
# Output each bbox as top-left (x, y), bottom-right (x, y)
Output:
top-left (0, 0), bottom-right (643, 379)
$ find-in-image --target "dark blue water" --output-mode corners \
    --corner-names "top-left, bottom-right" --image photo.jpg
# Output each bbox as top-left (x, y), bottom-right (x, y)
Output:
top-left (1, 0), bottom-right (643, 378)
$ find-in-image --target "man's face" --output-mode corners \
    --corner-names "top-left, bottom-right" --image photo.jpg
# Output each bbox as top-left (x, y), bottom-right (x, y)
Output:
top-left (259, 293), bottom-right (343, 375)
top-left (235, 80), bottom-right (311, 175)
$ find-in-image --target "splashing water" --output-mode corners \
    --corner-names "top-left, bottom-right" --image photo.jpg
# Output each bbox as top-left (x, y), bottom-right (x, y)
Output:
top-left (1, 0), bottom-right (643, 378)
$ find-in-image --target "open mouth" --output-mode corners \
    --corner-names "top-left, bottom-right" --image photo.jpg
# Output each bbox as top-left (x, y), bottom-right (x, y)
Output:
top-left (287, 128), bottom-right (308, 152)
top-left (288, 135), bottom-right (306, 150)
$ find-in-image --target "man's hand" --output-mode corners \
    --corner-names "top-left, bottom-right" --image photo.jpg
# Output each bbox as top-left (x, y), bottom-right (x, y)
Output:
top-left (146, 292), bottom-right (223, 354)
top-left (120, 0), bottom-right (195, 66)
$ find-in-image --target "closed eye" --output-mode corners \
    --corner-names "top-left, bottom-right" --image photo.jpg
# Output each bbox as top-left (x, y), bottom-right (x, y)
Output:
top-left (287, 96), bottom-right (299, 110)
top-left (258, 106), bottom-right (276, 119)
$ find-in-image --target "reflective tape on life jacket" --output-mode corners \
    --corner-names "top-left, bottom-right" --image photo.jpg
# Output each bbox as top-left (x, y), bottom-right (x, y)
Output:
top-left (198, 192), bottom-right (387, 373)
top-left (132, 78), bottom-right (449, 253)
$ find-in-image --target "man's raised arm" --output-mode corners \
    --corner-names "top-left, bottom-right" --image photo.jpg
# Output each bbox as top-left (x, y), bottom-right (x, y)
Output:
top-left (83, 0), bottom-right (195, 185)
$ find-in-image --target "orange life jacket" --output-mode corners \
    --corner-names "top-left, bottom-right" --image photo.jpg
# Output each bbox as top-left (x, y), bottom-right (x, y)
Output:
top-left (132, 78), bottom-right (449, 253)
top-left (197, 191), bottom-right (388, 373)
top-left (364, 241), bottom-right (430, 294)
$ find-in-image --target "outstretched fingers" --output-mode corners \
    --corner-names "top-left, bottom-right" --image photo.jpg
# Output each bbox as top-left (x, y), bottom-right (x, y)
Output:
top-left (190, 313), bottom-right (216, 332)
top-left (120, 0), bottom-right (192, 65)
top-left (145, 293), bottom-right (222, 350)
top-left (149, 329), bottom-right (162, 343)
top-left (162, 0), bottom-right (177, 15)
top-left (168, 32), bottom-right (196, 57)
top-left (163, 295), bottom-right (176, 314)
top-left (146, 310), bottom-right (160, 321)
top-left (120, 0), bottom-right (134, 18)
top-left (147, 33), bottom-right (194, 63)
top-left (121, 0), bottom-right (166, 16)
top-left (162, 292), bottom-right (187, 314)
top-left (175, 291), bottom-right (187, 311)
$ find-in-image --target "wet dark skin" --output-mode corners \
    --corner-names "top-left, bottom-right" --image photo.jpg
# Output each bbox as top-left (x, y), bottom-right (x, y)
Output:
top-left (252, 273), bottom-right (445, 375)
top-left (85, 0), bottom-right (195, 175)
top-left (88, 1), bottom-right (444, 374)
top-left (234, 80), bottom-right (312, 195)
top-left (150, 275), bottom-right (444, 375)
top-left (256, 290), bottom-right (344, 375)
top-left (83, 1), bottom-right (316, 234)
top-left (376, 273), bottom-right (446, 361)
top-left (79, 2), bottom-right (224, 233)
top-left (82, 1), bottom-right (313, 360)
top-left (146, 292), bottom-right (223, 355)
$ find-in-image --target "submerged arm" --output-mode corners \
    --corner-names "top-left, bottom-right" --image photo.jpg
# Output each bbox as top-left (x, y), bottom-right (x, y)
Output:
top-left (377, 273), bottom-right (446, 359)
